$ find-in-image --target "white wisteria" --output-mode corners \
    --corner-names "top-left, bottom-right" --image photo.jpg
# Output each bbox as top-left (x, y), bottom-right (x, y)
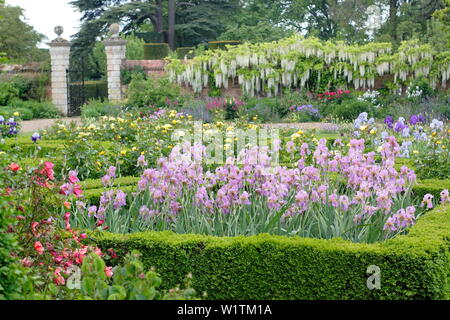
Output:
top-left (166, 35), bottom-right (450, 96)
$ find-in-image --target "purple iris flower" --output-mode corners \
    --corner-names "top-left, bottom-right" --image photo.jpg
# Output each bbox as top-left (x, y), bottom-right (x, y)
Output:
top-left (394, 121), bottom-right (408, 133)
top-left (31, 132), bottom-right (41, 143)
top-left (384, 116), bottom-right (394, 128)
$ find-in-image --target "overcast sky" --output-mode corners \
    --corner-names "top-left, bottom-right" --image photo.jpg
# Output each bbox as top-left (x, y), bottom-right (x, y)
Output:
top-left (6, 0), bottom-right (81, 47)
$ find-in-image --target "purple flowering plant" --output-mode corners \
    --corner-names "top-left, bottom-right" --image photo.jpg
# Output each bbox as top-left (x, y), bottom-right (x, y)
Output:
top-left (69, 136), bottom-right (445, 243)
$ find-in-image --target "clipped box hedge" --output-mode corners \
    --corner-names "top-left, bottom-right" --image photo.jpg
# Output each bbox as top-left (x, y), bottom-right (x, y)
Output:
top-left (143, 43), bottom-right (170, 60)
top-left (208, 40), bottom-right (241, 51)
top-left (69, 80), bottom-right (108, 104)
top-left (176, 47), bottom-right (195, 59)
top-left (93, 204), bottom-right (450, 300)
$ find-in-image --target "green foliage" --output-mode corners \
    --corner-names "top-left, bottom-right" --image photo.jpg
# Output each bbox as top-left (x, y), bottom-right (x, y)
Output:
top-left (125, 35), bottom-right (145, 60)
top-left (414, 139), bottom-right (450, 180)
top-left (0, 5), bottom-right (45, 63)
top-left (0, 106), bottom-right (33, 120)
top-left (143, 43), bottom-right (169, 60)
top-left (219, 22), bottom-right (293, 43)
top-left (413, 179), bottom-right (450, 201)
top-left (208, 41), bottom-right (241, 51)
top-left (328, 100), bottom-right (374, 122)
top-left (69, 81), bottom-right (108, 107)
top-left (0, 196), bottom-right (27, 299)
top-left (127, 74), bottom-right (181, 109)
top-left (81, 100), bottom-right (123, 119)
top-left (8, 100), bottom-right (59, 119)
top-left (176, 47), bottom-right (195, 59)
top-left (121, 66), bottom-right (147, 85)
top-left (93, 204), bottom-right (450, 300)
top-left (0, 81), bottom-right (19, 106)
top-left (78, 251), bottom-right (197, 300)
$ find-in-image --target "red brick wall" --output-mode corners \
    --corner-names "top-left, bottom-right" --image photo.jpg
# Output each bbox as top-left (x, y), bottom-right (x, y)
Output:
top-left (122, 59), bottom-right (449, 97)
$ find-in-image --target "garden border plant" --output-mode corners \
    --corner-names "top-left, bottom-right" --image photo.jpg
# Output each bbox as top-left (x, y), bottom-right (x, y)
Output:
top-left (92, 203), bottom-right (450, 300)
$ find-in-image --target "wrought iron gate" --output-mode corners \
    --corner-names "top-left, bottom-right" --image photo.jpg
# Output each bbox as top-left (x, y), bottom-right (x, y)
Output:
top-left (66, 57), bottom-right (86, 117)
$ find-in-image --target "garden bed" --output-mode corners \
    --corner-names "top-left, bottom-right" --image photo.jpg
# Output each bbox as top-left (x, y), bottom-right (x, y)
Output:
top-left (93, 204), bottom-right (450, 300)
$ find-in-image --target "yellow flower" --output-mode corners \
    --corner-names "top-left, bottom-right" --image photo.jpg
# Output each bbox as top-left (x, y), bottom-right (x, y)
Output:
top-left (359, 125), bottom-right (368, 131)
top-left (188, 115), bottom-right (193, 120)
top-left (168, 145), bottom-right (173, 149)
top-left (172, 120), bottom-right (179, 125)
top-left (99, 151), bottom-right (106, 156)
top-left (120, 150), bottom-right (127, 156)
top-left (96, 161), bottom-right (102, 167)
top-left (431, 132), bottom-right (437, 137)
top-left (412, 150), bottom-right (419, 154)
top-left (370, 129), bottom-right (377, 135)
top-left (132, 147), bottom-right (138, 151)
top-left (0, 151), bottom-right (5, 156)
top-left (297, 130), bottom-right (304, 135)
top-left (13, 112), bottom-right (20, 117)
top-left (226, 126), bottom-right (234, 131)
top-left (253, 116), bottom-right (258, 121)
top-left (436, 140), bottom-right (442, 145)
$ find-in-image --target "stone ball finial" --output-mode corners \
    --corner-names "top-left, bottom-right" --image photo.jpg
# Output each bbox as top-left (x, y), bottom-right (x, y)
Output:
top-left (110, 23), bottom-right (120, 37)
top-left (54, 26), bottom-right (64, 37)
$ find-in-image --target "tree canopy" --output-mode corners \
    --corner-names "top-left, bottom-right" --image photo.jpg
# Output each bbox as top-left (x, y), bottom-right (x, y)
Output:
top-left (70, 0), bottom-right (449, 52)
top-left (0, 4), bottom-right (46, 63)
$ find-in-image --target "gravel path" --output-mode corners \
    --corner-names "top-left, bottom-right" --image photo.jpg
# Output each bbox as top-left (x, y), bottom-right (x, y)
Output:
top-left (21, 117), bottom-right (81, 133)
top-left (263, 122), bottom-right (341, 132)
top-left (21, 118), bottom-right (340, 133)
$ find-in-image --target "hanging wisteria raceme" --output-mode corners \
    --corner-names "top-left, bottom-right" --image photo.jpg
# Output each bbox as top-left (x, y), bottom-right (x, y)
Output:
top-left (166, 35), bottom-right (450, 96)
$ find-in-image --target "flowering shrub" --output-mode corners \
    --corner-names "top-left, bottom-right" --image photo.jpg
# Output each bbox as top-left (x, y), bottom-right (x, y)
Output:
top-left (350, 112), bottom-right (449, 178)
top-left (357, 90), bottom-right (382, 108)
top-left (0, 115), bottom-right (20, 139)
top-left (70, 135), bottom-right (445, 243)
top-left (205, 97), bottom-right (245, 120)
top-left (43, 110), bottom-right (255, 180)
top-left (318, 90), bottom-right (352, 102)
top-left (287, 104), bottom-right (321, 122)
top-left (1, 159), bottom-right (197, 300)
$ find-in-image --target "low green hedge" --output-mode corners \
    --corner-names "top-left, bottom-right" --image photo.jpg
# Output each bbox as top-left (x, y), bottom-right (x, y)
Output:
top-left (80, 176), bottom-right (140, 190)
top-left (143, 43), bottom-right (169, 59)
top-left (413, 179), bottom-right (450, 200)
top-left (69, 81), bottom-right (108, 104)
top-left (208, 41), bottom-right (241, 51)
top-left (83, 185), bottom-right (136, 205)
top-left (176, 47), bottom-right (194, 59)
top-left (92, 204), bottom-right (450, 300)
